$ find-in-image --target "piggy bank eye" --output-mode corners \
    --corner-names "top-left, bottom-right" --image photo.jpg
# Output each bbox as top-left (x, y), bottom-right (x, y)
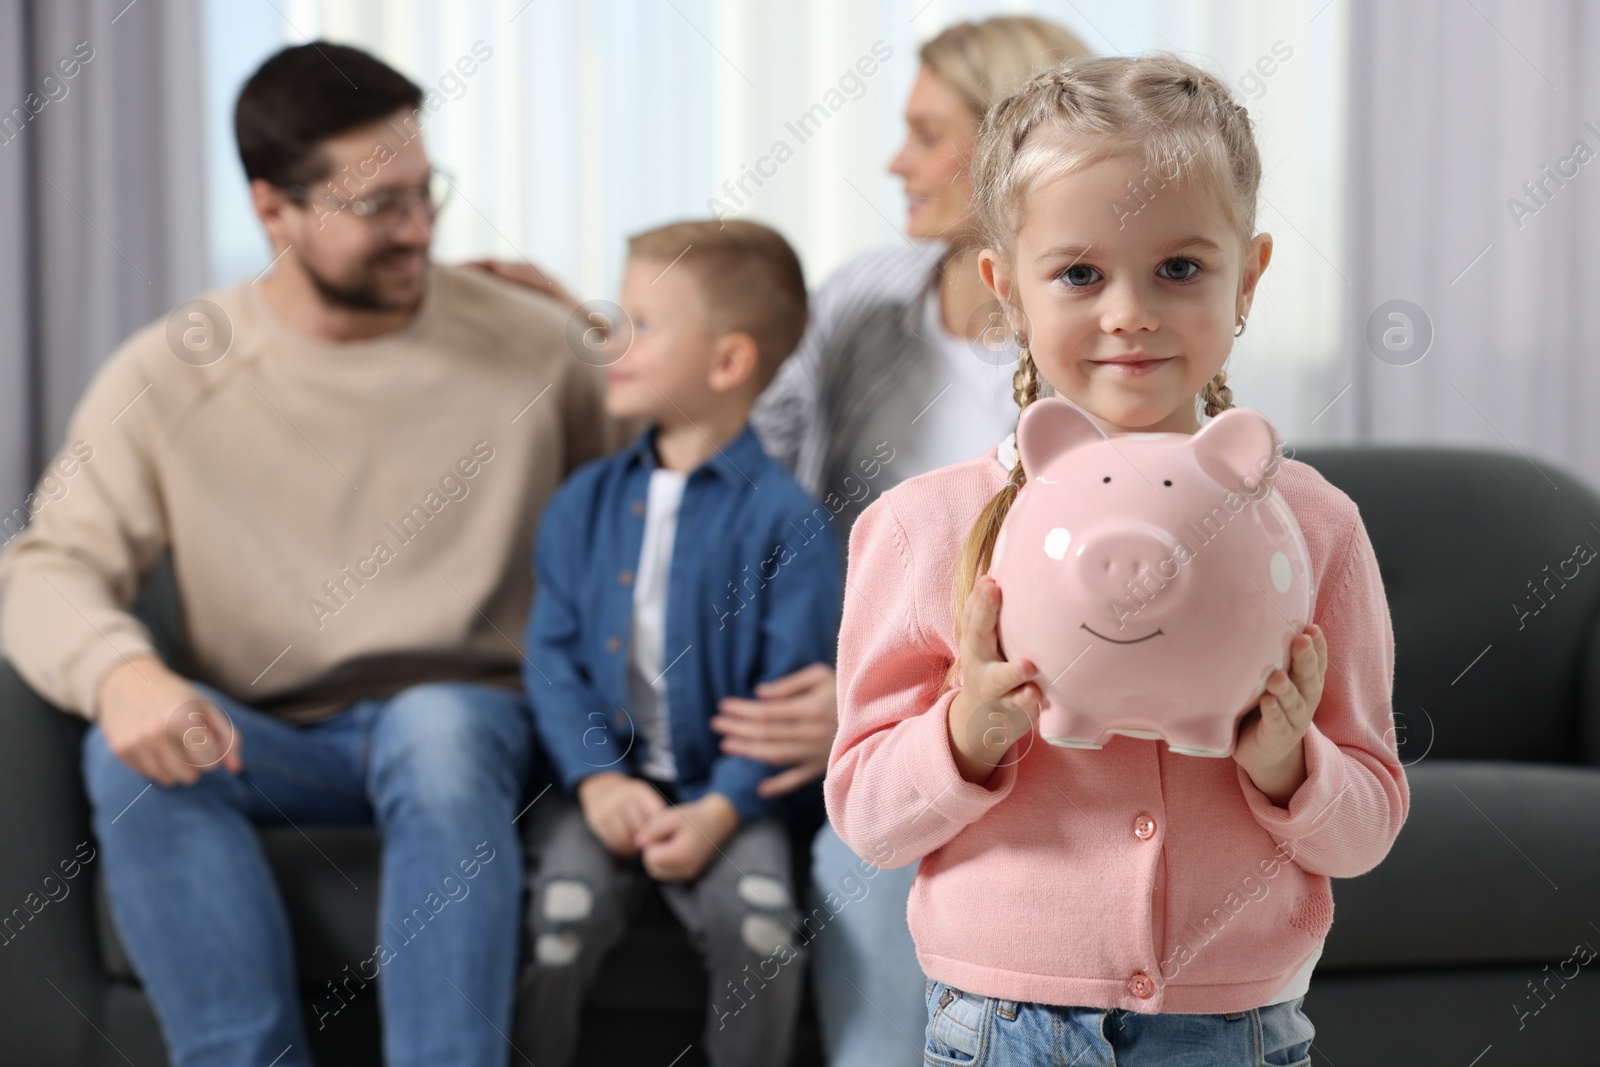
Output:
top-left (1102, 476), bottom-right (1111, 483)
top-left (1164, 479), bottom-right (1172, 487)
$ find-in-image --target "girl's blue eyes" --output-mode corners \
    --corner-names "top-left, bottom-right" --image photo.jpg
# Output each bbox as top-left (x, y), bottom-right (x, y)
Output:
top-left (1157, 258), bottom-right (1201, 282)
top-left (1056, 257), bottom-right (1203, 288)
top-left (1061, 264), bottom-right (1101, 287)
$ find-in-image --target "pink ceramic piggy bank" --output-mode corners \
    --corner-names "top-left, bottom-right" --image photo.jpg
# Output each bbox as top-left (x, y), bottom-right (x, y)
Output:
top-left (989, 397), bottom-right (1313, 757)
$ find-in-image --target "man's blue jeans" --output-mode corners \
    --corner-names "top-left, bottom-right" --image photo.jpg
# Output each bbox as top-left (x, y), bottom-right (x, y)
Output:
top-left (81, 680), bottom-right (534, 1067)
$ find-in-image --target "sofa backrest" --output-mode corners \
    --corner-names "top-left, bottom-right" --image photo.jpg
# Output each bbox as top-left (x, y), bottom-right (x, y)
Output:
top-left (1293, 446), bottom-right (1600, 766)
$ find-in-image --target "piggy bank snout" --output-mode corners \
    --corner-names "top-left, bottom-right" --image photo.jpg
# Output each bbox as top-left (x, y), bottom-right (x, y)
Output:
top-left (1073, 524), bottom-right (1188, 620)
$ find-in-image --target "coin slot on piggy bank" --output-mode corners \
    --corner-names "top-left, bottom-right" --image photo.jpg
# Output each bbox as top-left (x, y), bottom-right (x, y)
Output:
top-left (989, 397), bottom-right (1313, 757)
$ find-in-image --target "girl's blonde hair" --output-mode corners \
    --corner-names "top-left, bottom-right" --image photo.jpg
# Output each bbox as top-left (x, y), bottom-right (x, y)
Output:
top-left (919, 16), bottom-right (1092, 118)
top-left (948, 54), bottom-right (1260, 663)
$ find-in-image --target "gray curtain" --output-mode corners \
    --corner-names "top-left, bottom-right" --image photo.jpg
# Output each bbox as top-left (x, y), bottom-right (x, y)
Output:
top-left (1342, 0), bottom-right (1600, 489)
top-left (0, 0), bottom-right (206, 510)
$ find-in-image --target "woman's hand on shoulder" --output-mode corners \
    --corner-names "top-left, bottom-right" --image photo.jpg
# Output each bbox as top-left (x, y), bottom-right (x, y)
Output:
top-left (463, 259), bottom-right (583, 313)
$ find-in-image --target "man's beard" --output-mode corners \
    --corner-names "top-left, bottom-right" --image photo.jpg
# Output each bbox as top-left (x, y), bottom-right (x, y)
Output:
top-left (302, 247), bottom-right (429, 312)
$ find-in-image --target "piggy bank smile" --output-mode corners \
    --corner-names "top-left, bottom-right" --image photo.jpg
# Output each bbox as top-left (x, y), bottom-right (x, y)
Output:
top-left (990, 397), bottom-right (1314, 757)
top-left (1081, 624), bottom-right (1163, 645)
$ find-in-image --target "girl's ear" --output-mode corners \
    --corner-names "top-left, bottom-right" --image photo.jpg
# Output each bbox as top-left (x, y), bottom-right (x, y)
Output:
top-left (1237, 232), bottom-right (1274, 323)
top-left (1189, 406), bottom-right (1282, 494)
top-left (977, 248), bottom-right (1020, 319)
top-left (979, 248), bottom-right (1035, 358)
top-left (1016, 397), bottom-right (1106, 476)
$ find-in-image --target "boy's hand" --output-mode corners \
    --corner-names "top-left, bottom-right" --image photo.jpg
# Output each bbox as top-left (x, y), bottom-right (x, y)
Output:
top-left (576, 772), bottom-right (667, 857)
top-left (947, 576), bottom-right (1042, 785)
top-left (635, 793), bottom-right (739, 882)
top-left (1233, 624), bottom-right (1328, 807)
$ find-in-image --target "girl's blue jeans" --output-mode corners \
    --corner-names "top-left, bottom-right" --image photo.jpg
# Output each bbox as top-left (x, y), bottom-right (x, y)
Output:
top-left (923, 978), bottom-right (1316, 1066)
top-left (81, 680), bottom-right (534, 1067)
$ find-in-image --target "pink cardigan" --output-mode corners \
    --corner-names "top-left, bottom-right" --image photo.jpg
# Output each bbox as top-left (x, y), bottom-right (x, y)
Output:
top-left (825, 443), bottom-right (1408, 1014)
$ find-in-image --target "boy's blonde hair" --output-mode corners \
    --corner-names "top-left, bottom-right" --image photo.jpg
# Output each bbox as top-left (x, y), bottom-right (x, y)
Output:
top-left (627, 219), bottom-right (808, 392)
top-left (950, 54), bottom-right (1262, 660)
top-left (918, 15), bottom-right (1091, 119)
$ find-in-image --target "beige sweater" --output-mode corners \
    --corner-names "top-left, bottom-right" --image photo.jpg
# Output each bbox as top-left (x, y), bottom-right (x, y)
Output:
top-left (0, 265), bottom-right (619, 721)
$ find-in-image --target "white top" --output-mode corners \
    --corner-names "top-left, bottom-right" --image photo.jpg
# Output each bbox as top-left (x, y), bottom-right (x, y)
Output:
top-left (853, 287), bottom-right (1021, 478)
top-left (626, 467), bottom-right (688, 781)
top-left (991, 439), bottom-right (1320, 1007)
top-left (1268, 943), bottom-right (1321, 1004)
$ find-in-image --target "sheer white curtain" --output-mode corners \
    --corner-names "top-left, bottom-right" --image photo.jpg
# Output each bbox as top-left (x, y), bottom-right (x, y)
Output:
top-left (202, 0), bottom-right (1348, 436)
top-left (1342, 0), bottom-right (1600, 489)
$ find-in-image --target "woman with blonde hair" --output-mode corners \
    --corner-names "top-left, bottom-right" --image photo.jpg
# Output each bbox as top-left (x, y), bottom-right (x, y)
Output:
top-left (752, 16), bottom-right (1091, 529)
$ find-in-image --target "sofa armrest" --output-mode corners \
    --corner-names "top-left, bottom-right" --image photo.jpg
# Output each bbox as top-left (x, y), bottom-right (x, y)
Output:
top-left (1321, 759), bottom-right (1600, 970)
top-left (0, 658), bottom-right (107, 1065)
top-left (1578, 604), bottom-right (1600, 766)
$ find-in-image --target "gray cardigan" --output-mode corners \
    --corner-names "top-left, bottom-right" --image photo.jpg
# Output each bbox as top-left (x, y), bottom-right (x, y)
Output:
top-left (752, 240), bottom-right (962, 541)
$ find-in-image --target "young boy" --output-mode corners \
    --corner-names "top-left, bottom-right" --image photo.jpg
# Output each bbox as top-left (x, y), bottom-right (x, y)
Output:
top-left (518, 220), bottom-right (840, 1066)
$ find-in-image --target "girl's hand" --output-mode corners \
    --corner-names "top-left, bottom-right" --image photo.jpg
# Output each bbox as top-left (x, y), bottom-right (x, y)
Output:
top-left (1233, 624), bottom-right (1328, 807)
top-left (946, 575), bottom-right (1042, 785)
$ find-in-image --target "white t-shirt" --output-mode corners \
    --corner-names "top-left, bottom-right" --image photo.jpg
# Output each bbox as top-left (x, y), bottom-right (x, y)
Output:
top-left (625, 467), bottom-right (688, 781)
top-left (1269, 943), bottom-right (1321, 1004)
top-left (854, 289), bottom-right (1021, 477)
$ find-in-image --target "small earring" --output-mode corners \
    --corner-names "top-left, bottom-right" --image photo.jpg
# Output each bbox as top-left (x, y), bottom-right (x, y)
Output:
top-left (1013, 329), bottom-right (1031, 355)
top-left (1234, 315), bottom-right (1248, 338)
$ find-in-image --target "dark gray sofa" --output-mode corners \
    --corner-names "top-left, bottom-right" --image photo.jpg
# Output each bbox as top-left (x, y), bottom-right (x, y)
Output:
top-left (1293, 446), bottom-right (1600, 1065)
top-left (2, 444), bottom-right (1598, 1065)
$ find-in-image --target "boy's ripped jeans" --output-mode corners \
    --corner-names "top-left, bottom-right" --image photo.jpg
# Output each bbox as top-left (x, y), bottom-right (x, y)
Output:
top-left (514, 787), bottom-right (805, 1067)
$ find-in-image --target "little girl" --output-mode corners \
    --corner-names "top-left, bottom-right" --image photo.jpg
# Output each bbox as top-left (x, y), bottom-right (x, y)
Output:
top-left (824, 54), bottom-right (1408, 1065)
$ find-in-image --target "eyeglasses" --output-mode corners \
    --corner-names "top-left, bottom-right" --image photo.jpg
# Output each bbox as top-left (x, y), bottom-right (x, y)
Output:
top-left (287, 169), bottom-right (455, 232)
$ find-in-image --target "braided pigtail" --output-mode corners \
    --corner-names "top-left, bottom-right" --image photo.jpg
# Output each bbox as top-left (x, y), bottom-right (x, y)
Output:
top-left (945, 337), bottom-right (1043, 689)
top-left (1200, 367), bottom-right (1234, 419)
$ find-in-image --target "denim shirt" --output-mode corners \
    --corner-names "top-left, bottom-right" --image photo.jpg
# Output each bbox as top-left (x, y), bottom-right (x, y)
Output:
top-left (523, 422), bottom-right (842, 825)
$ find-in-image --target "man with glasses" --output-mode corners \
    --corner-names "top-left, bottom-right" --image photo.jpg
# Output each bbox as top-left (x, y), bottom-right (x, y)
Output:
top-left (0, 42), bottom-right (615, 1067)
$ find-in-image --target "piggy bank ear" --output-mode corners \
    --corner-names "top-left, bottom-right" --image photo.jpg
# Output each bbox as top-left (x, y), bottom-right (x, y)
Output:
top-left (1016, 398), bottom-right (1107, 477)
top-left (1190, 407), bottom-right (1285, 493)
